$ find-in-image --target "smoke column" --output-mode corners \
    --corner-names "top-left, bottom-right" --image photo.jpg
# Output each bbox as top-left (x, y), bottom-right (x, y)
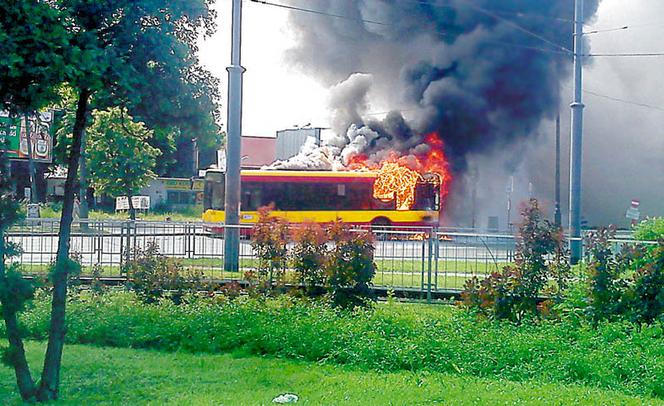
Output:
top-left (285, 0), bottom-right (599, 169)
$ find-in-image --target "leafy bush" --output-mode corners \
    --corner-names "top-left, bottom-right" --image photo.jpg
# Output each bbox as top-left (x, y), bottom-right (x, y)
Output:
top-left (585, 227), bottom-right (628, 321)
top-left (290, 222), bottom-right (327, 296)
top-left (462, 199), bottom-right (569, 321)
top-left (249, 211), bottom-right (377, 307)
top-left (622, 244), bottom-right (664, 324)
top-left (569, 227), bottom-right (664, 325)
top-left (122, 242), bottom-right (206, 303)
top-left (250, 206), bottom-right (290, 290)
top-left (325, 222), bottom-right (376, 308)
top-left (4, 291), bottom-right (663, 399)
top-left (634, 217), bottom-right (664, 241)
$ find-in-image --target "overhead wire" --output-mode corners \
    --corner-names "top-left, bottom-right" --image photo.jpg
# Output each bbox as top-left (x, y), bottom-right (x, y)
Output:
top-left (250, 0), bottom-right (664, 58)
top-left (583, 89), bottom-right (664, 112)
top-left (249, 0), bottom-right (571, 56)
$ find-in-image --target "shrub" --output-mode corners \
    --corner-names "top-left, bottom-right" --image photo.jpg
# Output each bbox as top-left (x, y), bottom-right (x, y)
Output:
top-left (250, 205), bottom-right (290, 290)
top-left (325, 221), bottom-right (376, 309)
top-left (462, 199), bottom-right (569, 321)
top-left (122, 242), bottom-right (205, 303)
top-left (622, 244), bottom-right (664, 324)
top-left (5, 291), bottom-right (664, 399)
top-left (290, 222), bottom-right (327, 296)
top-left (634, 217), bottom-right (664, 241)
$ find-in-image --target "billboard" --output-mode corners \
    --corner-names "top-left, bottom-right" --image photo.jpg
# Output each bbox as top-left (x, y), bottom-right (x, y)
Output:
top-left (0, 111), bottom-right (54, 163)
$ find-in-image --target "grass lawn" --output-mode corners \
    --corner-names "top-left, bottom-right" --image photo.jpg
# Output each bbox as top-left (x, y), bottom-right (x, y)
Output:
top-left (0, 342), bottom-right (658, 405)
top-left (38, 206), bottom-right (204, 222)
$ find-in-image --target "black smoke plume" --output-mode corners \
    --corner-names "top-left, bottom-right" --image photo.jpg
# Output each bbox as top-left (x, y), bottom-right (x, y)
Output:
top-left (286, 0), bottom-right (600, 172)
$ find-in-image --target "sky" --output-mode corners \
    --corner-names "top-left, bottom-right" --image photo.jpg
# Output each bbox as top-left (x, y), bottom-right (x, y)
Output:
top-left (199, 0), bottom-right (664, 227)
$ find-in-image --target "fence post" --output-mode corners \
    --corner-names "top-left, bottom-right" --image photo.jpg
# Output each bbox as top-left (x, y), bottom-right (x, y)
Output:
top-left (427, 228), bottom-right (433, 304)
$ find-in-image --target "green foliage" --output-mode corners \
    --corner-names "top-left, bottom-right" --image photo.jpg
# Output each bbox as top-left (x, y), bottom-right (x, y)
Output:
top-left (250, 212), bottom-right (377, 307)
top-left (122, 242), bottom-right (206, 303)
top-left (1, 342), bottom-right (656, 405)
top-left (250, 206), bottom-right (290, 289)
top-left (325, 222), bottom-right (377, 308)
top-left (5, 292), bottom-right (664, 399)
top-left (0, 266), bottom-right (36, 314)
top-left (558, 228), bottom-right (664, 325)
top-left (634, 217), bottom-right (664, 241)
top-left (290, 222), bottom-right (327, 296)
top-left (462, 199), bottom-right (569, 321)
top-left (586, 227), bottom-right (629, 321)
top-left (0, 2), bottom-right (69, 114)
top-left (622, 244), bottom-right (664, 324)
top-left (86, 107), bottom-right (160, 201)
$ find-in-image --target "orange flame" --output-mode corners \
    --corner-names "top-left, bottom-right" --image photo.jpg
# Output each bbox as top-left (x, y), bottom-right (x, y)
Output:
top-left (347, 132), bottom-right (451, 211)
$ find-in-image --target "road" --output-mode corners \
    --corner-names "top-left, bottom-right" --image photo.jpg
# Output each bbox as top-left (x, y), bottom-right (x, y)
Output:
top-left (9, 224), bottom-right (516, 274)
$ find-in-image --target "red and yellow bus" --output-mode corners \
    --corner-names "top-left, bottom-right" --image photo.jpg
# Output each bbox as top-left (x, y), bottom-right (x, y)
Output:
top-left (202, 169), bottom-right (440, 227)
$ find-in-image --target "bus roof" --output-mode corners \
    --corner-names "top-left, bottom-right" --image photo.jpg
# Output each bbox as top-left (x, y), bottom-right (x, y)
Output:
top-left (207, 169), bottom-right (378, 179)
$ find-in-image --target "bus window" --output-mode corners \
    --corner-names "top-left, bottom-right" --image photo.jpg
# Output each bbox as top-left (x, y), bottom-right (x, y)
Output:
top-left (413, 181), bottom-right (439, 211)
top-left (241, 182), bottom-right (264, 211)
top-left (285, 182), bottom-right (337, 211)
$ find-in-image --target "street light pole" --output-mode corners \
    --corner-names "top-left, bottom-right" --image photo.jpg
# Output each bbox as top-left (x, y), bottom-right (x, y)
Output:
top-left (569, 0), bottom-right (585, 264)
top-left (554, 113), bottom-right (561, 228)
top-left (224, 0), bottom-right (245, 272)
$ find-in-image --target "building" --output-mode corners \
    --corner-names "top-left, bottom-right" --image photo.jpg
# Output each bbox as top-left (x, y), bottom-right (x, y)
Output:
top-left (138, 177), bottom-right (204, 210)
top-left (275, 127), bottom-right (322, 160)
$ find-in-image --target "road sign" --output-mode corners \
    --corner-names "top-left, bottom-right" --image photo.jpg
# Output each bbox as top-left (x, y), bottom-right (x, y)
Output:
top-left (115, 196), bottom-right (150, 211)
top-left (0, 111), bottom-right (54, 163)
top-left (626, 207), bottom-right (640, 221)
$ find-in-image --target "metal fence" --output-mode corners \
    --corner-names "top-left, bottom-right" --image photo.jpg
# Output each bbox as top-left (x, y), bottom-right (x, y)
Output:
top-left (5, 219), bottom-right (652, 296)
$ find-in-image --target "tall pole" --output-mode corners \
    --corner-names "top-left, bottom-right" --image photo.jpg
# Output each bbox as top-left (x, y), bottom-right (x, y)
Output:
top-left (569, 0), bottom-right (585, 264)
top-left (554, 113), bottom-right (562, 228)
top-left (79, 129), bottom-right (90, 223)
top-left (224, 0), bottom-right (245, 272)
top-left (24, 115), bottom-right (37, 202)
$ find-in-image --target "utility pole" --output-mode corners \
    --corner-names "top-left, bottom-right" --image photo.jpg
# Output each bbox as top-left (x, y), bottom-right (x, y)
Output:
top-left (569, 0), bottom-right (585, 264)
top-left (506, 175), bottom-right (514, 232)
top-left (554, 113), bottom-right (562, 228)
top-left (79, 129), bottom-right (90, 225)
top-left (24, 115), bottom-right (36, 202)
top-left (224, 0), bottom-right (245, 272)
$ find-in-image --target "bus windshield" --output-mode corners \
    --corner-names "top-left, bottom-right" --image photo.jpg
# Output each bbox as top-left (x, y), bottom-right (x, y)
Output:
top-left (204, 171), bottom-right (225, 210)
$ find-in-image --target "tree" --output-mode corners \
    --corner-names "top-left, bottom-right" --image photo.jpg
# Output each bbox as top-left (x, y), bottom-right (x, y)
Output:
top-left (0, 3), bottom-right (70, 402)
top-left (1, 1), bottom-right (219, 401)
top-left (87, 108), bottom-right (160, 219)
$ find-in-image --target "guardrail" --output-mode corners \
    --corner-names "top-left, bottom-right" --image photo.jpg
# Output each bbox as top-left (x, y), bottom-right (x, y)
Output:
top-left (6, 219), bottom-right (652, 297)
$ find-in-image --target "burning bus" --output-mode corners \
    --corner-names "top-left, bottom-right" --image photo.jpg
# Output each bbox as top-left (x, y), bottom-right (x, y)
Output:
top-left (202, 166), bottom-right (442, 228)
top-left (203, 130), bottom-right (451, 229)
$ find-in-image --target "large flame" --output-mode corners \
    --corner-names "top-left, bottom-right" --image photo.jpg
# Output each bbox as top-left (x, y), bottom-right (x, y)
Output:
top-left (347, 132), bottom-right (451, 211)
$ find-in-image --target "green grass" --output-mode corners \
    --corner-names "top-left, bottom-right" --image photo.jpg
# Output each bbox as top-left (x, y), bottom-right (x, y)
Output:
top-left (38, 205), bottom-right (204, 222)
top-left (0, 341), bottom-right (659, 405)
top-left (7, 292), bottom-right (663, 399)
top-left (17, 257), bottom-right (496, 292)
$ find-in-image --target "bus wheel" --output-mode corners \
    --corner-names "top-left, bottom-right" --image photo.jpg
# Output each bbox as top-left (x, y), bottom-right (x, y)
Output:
top-left (370, 218), bottom-right (392, 240)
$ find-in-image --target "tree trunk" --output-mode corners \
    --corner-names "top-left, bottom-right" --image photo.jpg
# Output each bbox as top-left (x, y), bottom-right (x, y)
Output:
top-left (36, 87), bottom-right (91, 402)
top-left (128, 192), bottom-right (136, 220)
top-left (0, 224), bottom-right (37, 401)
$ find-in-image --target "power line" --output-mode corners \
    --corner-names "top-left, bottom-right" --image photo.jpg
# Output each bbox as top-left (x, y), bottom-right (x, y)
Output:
top-left (584, 26), bottom-right (628, 35)
top-left (583, 89), bottom-right (664, 112)
top-left (453, 0), bottom-right (572, 54)
top-left (248, 0), bottom-right (388, 25)
top-left (585, 52), bottom-right (664, 57)
top-left (250, 0), bottom-right (571, 56)
top-left (252, 1), bottom-right (664, 58)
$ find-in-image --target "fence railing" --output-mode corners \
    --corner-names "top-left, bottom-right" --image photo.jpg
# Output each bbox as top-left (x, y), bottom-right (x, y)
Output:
top-left (6, 219), bottom-right (653, 296)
